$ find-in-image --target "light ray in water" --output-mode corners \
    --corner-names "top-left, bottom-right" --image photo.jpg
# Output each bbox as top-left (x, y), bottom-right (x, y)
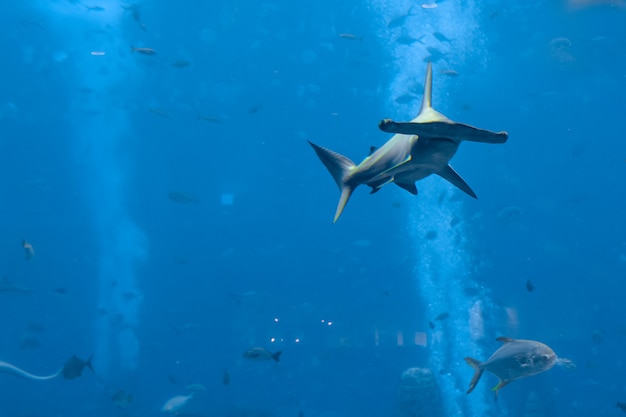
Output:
top-left (65, 11), bottom-right (148, 379)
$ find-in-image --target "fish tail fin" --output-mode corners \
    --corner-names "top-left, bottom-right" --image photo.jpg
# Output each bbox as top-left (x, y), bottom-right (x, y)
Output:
top-left (464, 357), bottom-right (484, 394)
top-left (307, 141), bottom-right (357, 223)
top-left (420, 62), bottom-right (433, 112)
top-left (130, 45), bottom-right (135, 53)
top-left (272, 351), bottom-right (282, 362)
top-left (86, 354), bottom-right (95, 373)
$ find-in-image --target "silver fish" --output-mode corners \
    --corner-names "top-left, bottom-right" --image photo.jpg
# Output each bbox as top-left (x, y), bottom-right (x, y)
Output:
top-left (161, 393), bottom-right (194, 413)
top-left (465, 337), bottom-right (575, 395)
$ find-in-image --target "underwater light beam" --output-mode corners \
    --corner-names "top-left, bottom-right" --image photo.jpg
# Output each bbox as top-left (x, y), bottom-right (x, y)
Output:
top-left (59, 8), bottom-right (148, 379)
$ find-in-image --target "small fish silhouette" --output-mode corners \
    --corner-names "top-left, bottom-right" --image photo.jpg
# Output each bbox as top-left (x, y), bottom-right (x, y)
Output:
top-left (23, 240), bottom-right (35, 261)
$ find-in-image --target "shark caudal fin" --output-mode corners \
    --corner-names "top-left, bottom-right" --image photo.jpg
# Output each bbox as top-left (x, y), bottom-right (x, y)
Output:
top-left (464, 357), bottom-right (484, 394)
top-left (308, 141), bottom-right (357, 223)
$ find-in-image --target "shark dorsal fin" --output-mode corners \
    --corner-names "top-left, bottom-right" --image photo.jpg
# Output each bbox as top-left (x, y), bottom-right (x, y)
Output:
top-left (414, 62), bottom-right (451, 123)
top-left (368, 146), bottom-right (377, 156)
top-left (420, 62), bottom-right (433, 113)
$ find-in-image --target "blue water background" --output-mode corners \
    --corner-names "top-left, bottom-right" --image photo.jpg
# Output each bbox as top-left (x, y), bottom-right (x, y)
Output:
top-left (0, 0), bottom-right (625, 416)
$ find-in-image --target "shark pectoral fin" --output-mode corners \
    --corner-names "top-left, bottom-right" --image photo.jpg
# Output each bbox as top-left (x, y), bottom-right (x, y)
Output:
top-left (395, 181), bottom-right (418, 195)
top-left (437, 165), bottom-right (477, 198)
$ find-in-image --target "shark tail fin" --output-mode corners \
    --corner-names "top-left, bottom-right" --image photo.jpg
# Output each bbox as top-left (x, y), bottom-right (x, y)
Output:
top-left (420, 62), bottom-right (433, 112)
top-left (272, 351), bottom-right (282, 362)
top-left (308, 141), bottom-right (357, 223)
top-left (334, 185), bottom-right (355, 223)
top-left (464, 357), bottom-right (484, 394)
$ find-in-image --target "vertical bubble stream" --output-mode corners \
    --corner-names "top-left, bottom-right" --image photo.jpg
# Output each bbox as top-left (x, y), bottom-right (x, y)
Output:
top-left (367, 1), bottom-right (498, 416)
top-left (410, 182), bottom-right (489, 417)
top-left (84, 77), bottom-right (147, 379)
top-left (64, 10), bottom-right (147, 379)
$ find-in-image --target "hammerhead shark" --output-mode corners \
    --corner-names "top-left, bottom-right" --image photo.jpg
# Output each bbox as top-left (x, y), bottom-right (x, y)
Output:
top-left (308, 62), bottom-right (508, 222)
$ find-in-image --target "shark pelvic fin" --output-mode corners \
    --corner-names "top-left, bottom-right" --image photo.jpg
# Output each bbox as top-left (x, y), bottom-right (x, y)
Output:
top-left (308, 140), bottom-right (357, 223)
top-left (437, 165), bottom-right (477, 198)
